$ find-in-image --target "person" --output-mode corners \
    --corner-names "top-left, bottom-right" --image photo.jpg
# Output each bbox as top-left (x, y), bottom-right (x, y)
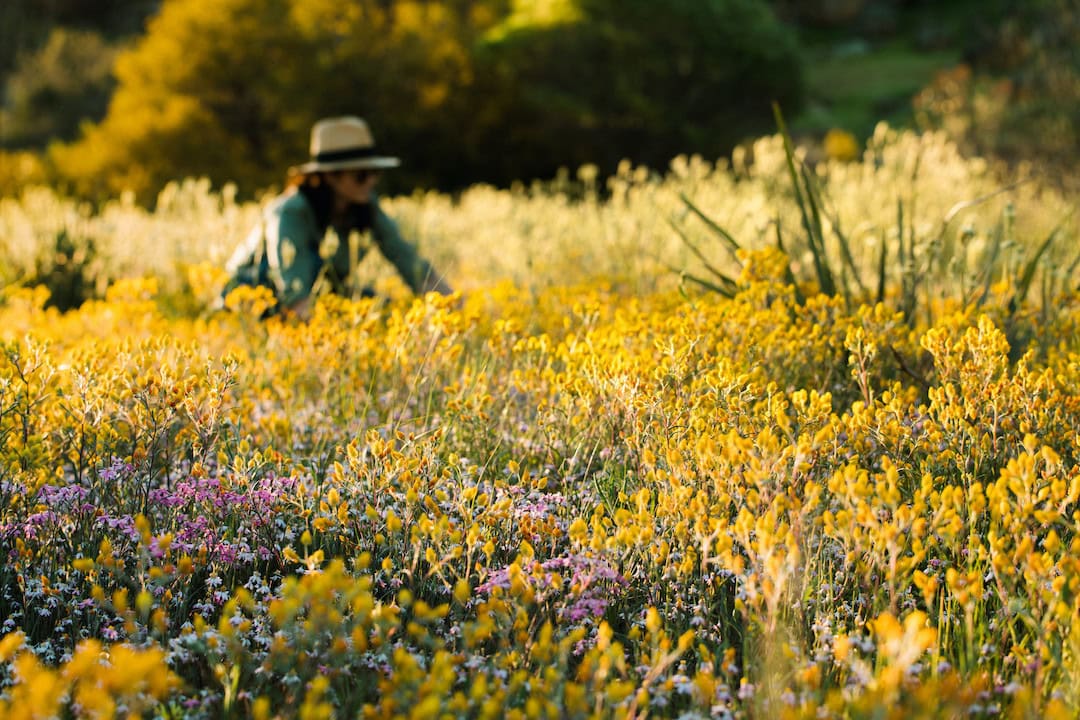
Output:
top-left (222, 116), bottom-right (451, 318)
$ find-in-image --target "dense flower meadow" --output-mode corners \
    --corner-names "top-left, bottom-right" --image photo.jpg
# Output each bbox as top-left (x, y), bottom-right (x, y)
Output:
top-left (3, 123), bottom-right (1080, 717)
top-left (2, 252), bottom-right (1080, 718)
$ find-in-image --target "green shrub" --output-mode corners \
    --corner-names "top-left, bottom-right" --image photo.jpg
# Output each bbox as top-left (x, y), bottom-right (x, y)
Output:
top-left (474, 0), bottom-right (804, 185)
top-left (1, 28), bottom-right (116, 149)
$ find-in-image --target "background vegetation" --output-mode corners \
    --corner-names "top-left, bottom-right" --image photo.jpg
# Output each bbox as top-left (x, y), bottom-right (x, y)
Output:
top-left (3, 0), bottom-right (1078, 202)
top-left (3, 0), bottom-right (802, 201)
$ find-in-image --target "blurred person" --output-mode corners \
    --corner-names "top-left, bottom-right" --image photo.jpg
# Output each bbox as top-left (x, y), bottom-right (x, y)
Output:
top-left (222, 116), bottom-right (451, 318)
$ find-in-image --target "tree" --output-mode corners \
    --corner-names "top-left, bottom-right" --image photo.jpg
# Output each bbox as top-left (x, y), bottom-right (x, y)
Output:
top-left (51, 0), bottom-right (803, 200)
top-left (470, 0), bottom-right (805, 184)
top-left (282, 0), bottom-right (506, 191)
top-left (0, 0), bottom-right (159, 92)
top-left (1, 29), bottom-right (117, 149)
top-left (51, 0), bottom-right (307, 200)
top-left (913, 0), bottom-right (1080, 187)
top-left (51, 0), bottom-right (502, 201)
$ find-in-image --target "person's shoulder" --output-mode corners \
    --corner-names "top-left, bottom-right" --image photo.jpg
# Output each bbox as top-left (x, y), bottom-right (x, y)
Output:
top-left (267, 189), bottom-right (315, 220)
top-left (369, 192), bottom-right (391, 218)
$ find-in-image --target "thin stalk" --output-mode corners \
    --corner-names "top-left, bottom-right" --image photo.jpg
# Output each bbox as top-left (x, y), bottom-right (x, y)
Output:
top-left (801, 163), bottom-right (853, 304)
top-left (666, 217), bottom-right (740, 291)
top-left (820, 197), bottom-right (868, 297)
top-left (876, 230), bottom-right (887, 305)
top-left (1008, 209), bottom-right (1074, 316)
top-left (679, 193), bottom-right (743, 261)
top-left (773, 103), bottom-right (835, 296)
top-left (975, 219), bottom-right (1006, 309)
top-left (677, 270), bottom-right (737, 298)
top-left (773, 218), bottom-right (806, 306)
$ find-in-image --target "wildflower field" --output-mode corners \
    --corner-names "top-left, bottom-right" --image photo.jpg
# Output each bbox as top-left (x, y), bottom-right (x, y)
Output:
top-left (3, 126), bottom-right (1080, 718)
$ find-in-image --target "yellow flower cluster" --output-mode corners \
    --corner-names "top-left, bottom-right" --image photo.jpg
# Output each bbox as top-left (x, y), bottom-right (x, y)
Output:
top-left (0, 632), bottom-right (178, 719)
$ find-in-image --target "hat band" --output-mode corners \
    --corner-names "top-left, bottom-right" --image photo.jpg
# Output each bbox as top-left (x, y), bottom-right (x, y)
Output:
top-left (312, 146), bottom-right (379, 163)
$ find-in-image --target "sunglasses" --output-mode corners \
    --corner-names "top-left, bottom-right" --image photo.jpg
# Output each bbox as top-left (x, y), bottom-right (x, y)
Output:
top-left (347, 169), bottom-right (380, 183)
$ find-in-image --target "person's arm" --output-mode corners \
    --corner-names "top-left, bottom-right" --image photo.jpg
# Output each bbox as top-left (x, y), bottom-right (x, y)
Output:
top-left (370, 197), bottom-right (452, 295)
top-left (266, 197), bottom-right (323, 313)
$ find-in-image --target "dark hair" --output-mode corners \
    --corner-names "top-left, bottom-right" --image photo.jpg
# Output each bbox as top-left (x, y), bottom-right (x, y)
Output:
top-left (291, 173), bottom-right (335, 231)
top-left (288, 171), bottom-right (375, 232)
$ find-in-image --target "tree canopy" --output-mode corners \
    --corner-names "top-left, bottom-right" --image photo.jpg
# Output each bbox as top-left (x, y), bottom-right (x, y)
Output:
top-left (48, 0), bottom-right (804, 202)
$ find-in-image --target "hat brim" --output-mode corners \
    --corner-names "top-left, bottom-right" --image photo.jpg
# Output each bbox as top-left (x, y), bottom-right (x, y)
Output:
top-left (293, 156), bottom-right (401, 174)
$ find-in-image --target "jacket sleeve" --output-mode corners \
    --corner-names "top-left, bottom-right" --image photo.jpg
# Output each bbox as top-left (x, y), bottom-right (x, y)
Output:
top-left (370, 198), bottom-right (451, 295)
top-left (266, 198), bottom-right (323, 308)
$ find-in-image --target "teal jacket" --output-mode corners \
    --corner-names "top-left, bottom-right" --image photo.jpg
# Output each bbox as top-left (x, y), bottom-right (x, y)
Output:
top-left (224, 190), bottom-right (445, 308)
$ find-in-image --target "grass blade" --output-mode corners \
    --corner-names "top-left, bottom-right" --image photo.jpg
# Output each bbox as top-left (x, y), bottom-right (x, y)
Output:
top-left (876, 231), bottom-right (887, 305)
top-left (942, 178), bottom-right (1032, 226)
top-left (1009, 209), bottom-right (1075, 314)
top-left (799, 163), bottom-right (839, 296)
top-left (773, 217), bottom-right (805, 305)
top-left (974, 218), bottom-right (1005, 308)
top-left (679, 193), bottom-right (742, 260)
top-left (678, 269), bottom-right (737, 298)
top-left (823, 203), bottom-right (868, 297)
top-left (773, 103), bottom-right (835, 296)
top-left (666, 217), bottom-right (741, 286)
top-left (1066, 247), bottom-right (1080, 288)
top-left (897, 199), bottom-right (916, 321)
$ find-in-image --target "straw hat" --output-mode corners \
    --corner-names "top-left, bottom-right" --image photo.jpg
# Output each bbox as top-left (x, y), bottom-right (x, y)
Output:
top-left (293, 116), bottom-right (401, 174)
